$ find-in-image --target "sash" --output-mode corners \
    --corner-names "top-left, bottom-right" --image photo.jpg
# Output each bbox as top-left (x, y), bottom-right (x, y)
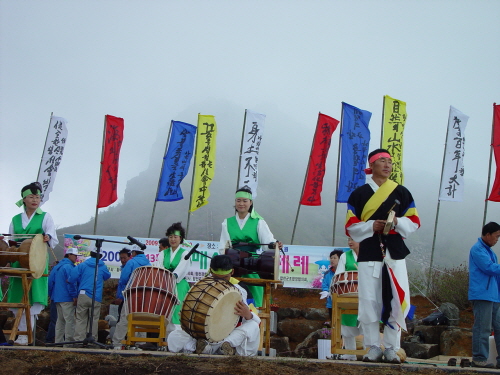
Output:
top-left (345, 250), bottom-right (358, 271)
top-left (361, 180), bottom-right (398, 221)
top-left (163, 247), bottom-right (185, 272)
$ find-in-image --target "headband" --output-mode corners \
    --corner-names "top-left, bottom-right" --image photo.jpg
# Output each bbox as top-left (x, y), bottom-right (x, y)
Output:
top-left (364, 152), bottom-right (392, 174)
top-left (235, 191), bottom-right (252, 200)
top-left (168, 231), bottom-right (182, 236)
top-left (210, 268), bottom-right (233, 275)
top-left (16, 189), bottom-right (43, 214)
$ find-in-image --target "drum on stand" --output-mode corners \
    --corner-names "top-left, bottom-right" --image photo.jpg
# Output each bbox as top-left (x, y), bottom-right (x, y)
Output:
top-left (0, 234), bottom-right (47, 279)
top-left (180, 276), bottom-right (242, 343)
top-left (330, 271), bottom-right (358, 296)
top-left (123, 266), bottom-right (179, 320)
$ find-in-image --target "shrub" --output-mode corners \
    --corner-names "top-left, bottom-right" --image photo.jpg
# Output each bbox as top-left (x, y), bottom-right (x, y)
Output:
top-left (409, 264), bottom-right (470, 310)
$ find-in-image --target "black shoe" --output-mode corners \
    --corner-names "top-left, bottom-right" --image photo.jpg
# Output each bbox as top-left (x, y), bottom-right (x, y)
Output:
top-left (447, 358), bottom-right (457, 366)
top-left (460, 358), bottom-right (470, 367)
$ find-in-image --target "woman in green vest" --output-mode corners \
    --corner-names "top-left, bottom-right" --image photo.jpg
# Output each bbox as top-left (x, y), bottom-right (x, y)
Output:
top-left (219, 187), bottom-right (282, 307)
top-left (153, 222), bottom-right (191, 335)
top-left (333, 237), bottom-right (360, 360)
top-left (8, 182), bottom-right (58, 345)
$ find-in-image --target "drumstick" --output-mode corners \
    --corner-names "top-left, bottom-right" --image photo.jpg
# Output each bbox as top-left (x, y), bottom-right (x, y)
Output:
top-left (387, 199), bottom-right (400, 214)
top-left (1, 234), bottom-right (39, 237)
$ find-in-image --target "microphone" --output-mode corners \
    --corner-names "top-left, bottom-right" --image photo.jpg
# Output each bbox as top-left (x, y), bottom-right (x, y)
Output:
top-left (127, 236), bottom-right (147, 250)
top-left (184, 243), bottom-right (200, 260)
top-left (74, 235), bottom-right (82, 240)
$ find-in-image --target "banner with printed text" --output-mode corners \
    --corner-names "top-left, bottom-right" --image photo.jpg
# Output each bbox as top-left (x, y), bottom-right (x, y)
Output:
top-left (189, 115), bottom-right (217, 211)
top-left (237, 110), bottom-right (266, 198)
top-left (439, 106), bottom-right (469, 201)
top-left (381, 95), bottom-right (407, 185)
top-left (64, 234), bottom-right (349, 288)
top-left (337, 103), bottom-right (372, 203)
top-left (37, 115), bottom-right (68, 205)
top-left (487, 104), bottom-right (500, 201)
top-left (97, 115), bottom-right (124, 208)
top-left (300, 113), bottom-right (339, 205)
top-left (157, 121), bottom-right (197, 202)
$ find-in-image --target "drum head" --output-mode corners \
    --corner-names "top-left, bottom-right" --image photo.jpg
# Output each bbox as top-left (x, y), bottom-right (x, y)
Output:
top-left (29, 234), bottom-right (47, 278)
top-left (205, 287), bottom-right (242, 343)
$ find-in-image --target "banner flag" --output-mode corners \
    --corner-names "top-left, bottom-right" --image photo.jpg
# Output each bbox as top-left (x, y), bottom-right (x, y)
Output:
top-left (189, 115), bottom-right (217, 212)
top-left (97, 115), bottom-right (124, 208)
top-left (300, 113), bottom-right (339, 206)
top-left (487, 104), bottom-right (500, 201)
top-left (157, 121), bottom-right (197, 202)
top-left (381, 95), bottom-right (407, 184)
top-left (337, 102), bottom-right (372, 203)
top-left (237, 109), bottom-right (266, 197)
top-left (439, 106), bottom-right (469, 201)
top-left (37, 115), bottom-right (68, 204)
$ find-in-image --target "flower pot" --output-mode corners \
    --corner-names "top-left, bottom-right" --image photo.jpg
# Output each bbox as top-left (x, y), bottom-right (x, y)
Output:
top-left (317, 339), bottom-right (332, 359)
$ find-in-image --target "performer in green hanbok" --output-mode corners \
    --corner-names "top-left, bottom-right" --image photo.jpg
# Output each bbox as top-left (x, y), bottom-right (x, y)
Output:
top-left (8, 182), bottom-right (58, 345)
top-left (153, 222), bottom-right (191, 336)
top-left (219, 187), bottom-right (282, 308)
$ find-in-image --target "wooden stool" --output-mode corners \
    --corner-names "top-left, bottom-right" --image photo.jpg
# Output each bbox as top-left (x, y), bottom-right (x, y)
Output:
top-left (123, 313), bottom-right (167, 347)
top-left (0, 269), bottom-right (35, 344)
top-left (331, 293), bottom-right (367, 357)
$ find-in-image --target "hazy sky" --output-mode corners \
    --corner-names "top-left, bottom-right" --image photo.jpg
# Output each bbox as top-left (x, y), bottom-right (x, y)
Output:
top-left (1, 1), bottom-right (499, 244)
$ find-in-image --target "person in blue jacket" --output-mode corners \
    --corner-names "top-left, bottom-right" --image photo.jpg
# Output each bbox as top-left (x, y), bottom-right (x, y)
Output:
top-left (111, 245), bottom-right (151, 349)
top-left (468, 221), bottom-right (500, 369)
top-left (320, 249), bottom-right (344, 325)
top-left (48, 248), bottom-right (79, 346)
top-left (68, 247), bottom-right (111, 344)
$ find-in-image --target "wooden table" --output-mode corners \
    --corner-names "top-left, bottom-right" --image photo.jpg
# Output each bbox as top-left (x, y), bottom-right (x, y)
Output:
top-left (236, 277), bottom-right (282, 356)
top-left (0, 269), bottom-right (36, 344)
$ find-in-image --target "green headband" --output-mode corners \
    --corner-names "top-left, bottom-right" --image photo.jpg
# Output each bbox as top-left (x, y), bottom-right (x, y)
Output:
top-left (168, 231), bottom-right (182, 236)
top-left (210, 268), bottom-right (233, 275)
top-left (15, 189), bottom-right (41, 208)
top-left (235, 191), bottom-right (252, 200)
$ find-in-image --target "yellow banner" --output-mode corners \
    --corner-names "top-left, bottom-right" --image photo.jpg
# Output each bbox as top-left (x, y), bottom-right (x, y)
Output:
top-left (189, 115), bottom-right (217, 212)
top-left (381, 95), bottom-right (407, 184)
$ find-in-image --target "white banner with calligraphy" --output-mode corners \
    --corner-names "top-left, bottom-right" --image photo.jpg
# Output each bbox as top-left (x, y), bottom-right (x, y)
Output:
top-left (238, 110), bottom-right (266, 198)
top-left (439, 106), bottom-right (469, 201)
top-left (37, 115), bottom-right (68, 204)
top-left (63, 234), bottom-right (348, 289)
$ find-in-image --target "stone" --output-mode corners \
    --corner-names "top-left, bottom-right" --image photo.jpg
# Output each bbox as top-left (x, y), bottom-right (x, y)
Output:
top-left (294, 328), bottom-right (324, 358)
top-left (302, 308), bottom-right (329, 321)
top-left (440, 328), bottom-right (472, 357)
top-left (439, 303), bottom-right (460, 327)
top-left (36, 310), bottom-right (51, 331)
top-left (400, 341), bottom-right (440, 359)
top-left (277, 307), bottom-right (302, 320)
top-left (412, 325), bottom-right (448, 345)
top-left (271, 336), bottom-right (291, 356)
top-left (278, 319), bottom-right (324, 343)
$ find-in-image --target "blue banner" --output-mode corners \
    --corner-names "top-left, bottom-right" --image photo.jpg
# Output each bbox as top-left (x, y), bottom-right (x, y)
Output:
top-left (337, 102), bottom-right (372, 203)
top-left (157, 121), bottom-right (196, 202)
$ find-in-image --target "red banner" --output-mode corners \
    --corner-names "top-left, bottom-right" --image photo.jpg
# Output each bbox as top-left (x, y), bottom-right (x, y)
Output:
top-left (488, 104), bottom-right (500, 201)
top-left (97, 115), bottom-right (124, 208)
top-left (300, 113), bottom-right (339, 206)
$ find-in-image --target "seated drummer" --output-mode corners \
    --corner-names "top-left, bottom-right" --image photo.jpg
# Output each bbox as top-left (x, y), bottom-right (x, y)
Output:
top-left (168, 255), bottom-right (261, 356)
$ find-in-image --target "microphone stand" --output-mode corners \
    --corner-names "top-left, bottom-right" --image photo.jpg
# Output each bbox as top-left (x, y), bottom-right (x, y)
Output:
top-left (46, 236), bottom-right (130, 349)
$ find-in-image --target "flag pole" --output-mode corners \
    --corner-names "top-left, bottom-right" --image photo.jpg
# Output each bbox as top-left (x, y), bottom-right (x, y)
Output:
top-left (235, 109), bottom-right (248, 193)
top-left (380, 96), bottom-right (386, 148)
top-left (482, 103), bottom-right (497, 228)
top-left (186, 114), bottom-right (201, 238)
top-left (332, 106), bottom-right (345, 246)
top-left (428, 106), bottom-right (452, 291)
top-left (93, 116), bottom-right (107, 235)
top-left (291, 113), bottom-right (320, 244)
top-left (37, 112), bottom-right (53, 181)
top-left (148, 121), bottom-right (174, 237)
